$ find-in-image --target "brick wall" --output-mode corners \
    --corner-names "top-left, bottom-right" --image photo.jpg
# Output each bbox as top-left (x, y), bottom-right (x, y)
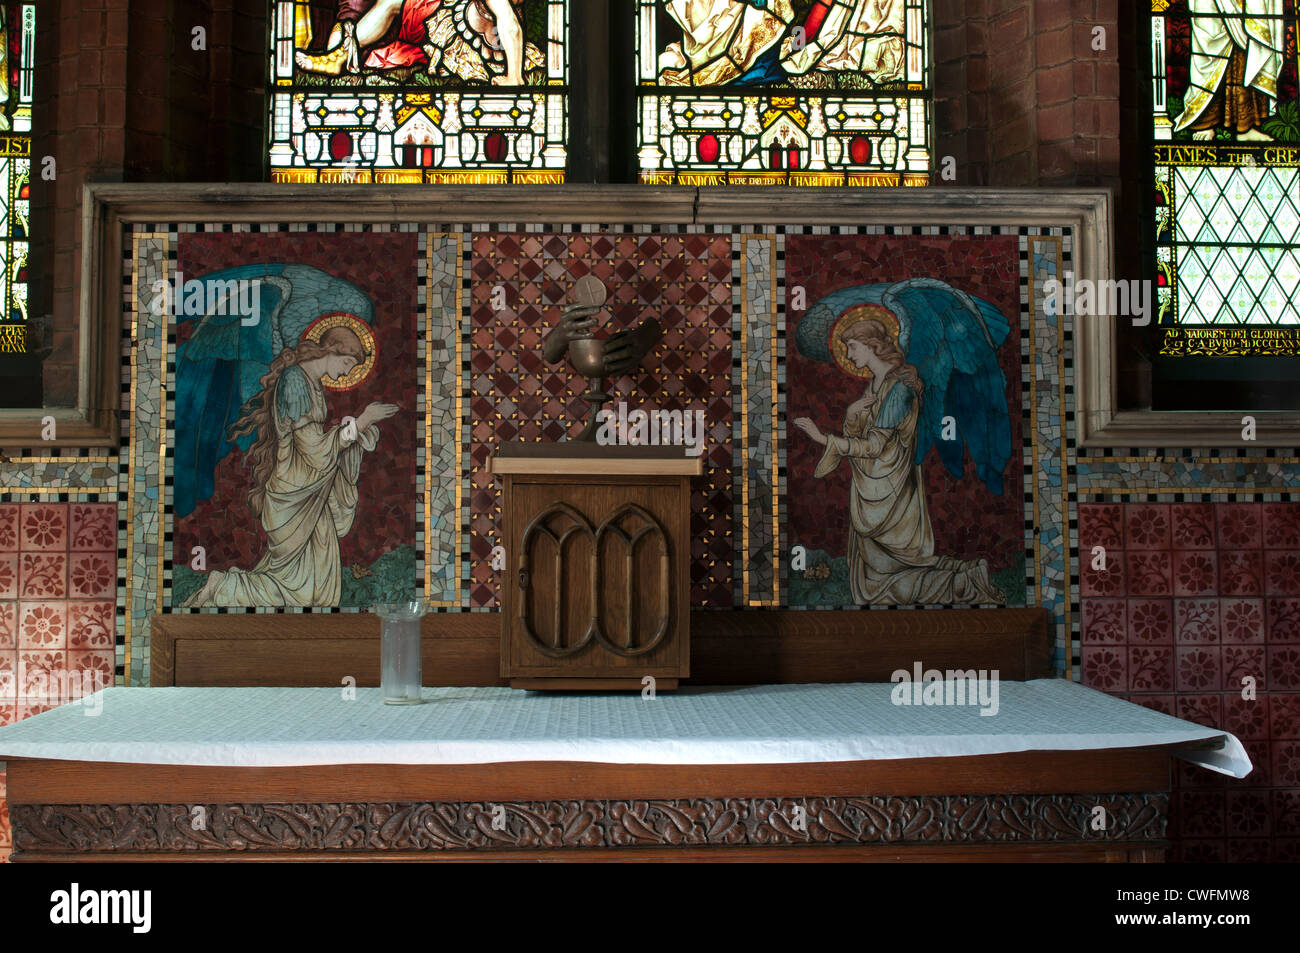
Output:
top-left (934, 0), bottom-right (1131, 189)
top-left (31, 0), bottom-right (267, 406)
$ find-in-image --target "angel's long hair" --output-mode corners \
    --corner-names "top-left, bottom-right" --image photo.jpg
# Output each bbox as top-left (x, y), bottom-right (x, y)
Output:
top-left (225, 326), bottom-right (368, 520)
top-left (839, 318), bottom-right (922, 397)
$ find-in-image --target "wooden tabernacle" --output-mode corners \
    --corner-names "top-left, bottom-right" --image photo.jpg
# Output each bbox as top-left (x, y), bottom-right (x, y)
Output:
top-left (4, 609), bottom-right (1210, 862)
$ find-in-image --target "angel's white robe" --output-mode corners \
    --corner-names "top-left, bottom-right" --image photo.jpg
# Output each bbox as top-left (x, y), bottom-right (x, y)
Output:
top-left (658, 0), bottom-right (904, 86)
top-left (814, 368), bottom-right (1004, 606)
top-left (1174, 0), bottom-right (1282, 133)
top-left (199, 365), bottom-right (377, 607)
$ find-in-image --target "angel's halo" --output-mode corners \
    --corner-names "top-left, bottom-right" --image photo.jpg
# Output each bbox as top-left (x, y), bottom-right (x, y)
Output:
top-left (830, 304), bottom-right (901, 380)
top-left (302, 312), bottom-right (377, 392)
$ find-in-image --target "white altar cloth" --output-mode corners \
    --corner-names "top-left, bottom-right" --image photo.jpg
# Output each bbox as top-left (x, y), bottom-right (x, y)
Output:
top-left (0, 680), bottom-right (1252, 777)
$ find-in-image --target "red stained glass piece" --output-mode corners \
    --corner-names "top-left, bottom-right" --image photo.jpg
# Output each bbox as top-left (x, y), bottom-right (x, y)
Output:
top-left (485, 132), bottom-right (508, 162)
top-left (698, 134), bottom-right (720, 163)
top-left (850, 135), bottom-right (871, 165)
top-left (328, 130), bottom-right (353, 161)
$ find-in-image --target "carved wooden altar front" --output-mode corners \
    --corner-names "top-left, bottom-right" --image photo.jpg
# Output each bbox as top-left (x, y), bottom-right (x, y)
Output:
top-left (491, 444), bottom-right (698, 689)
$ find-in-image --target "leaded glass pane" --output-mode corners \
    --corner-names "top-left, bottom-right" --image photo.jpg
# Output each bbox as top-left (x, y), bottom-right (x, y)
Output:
top-left (1152, 0), bottom-right (1300, 330)
top-left (267, 0), bottom-right (569, 183)
top-left (636, 0), bottom-right (931, 186)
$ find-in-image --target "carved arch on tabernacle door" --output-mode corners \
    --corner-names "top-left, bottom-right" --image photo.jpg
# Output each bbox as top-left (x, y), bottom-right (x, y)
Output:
top-left (592, 503), bottom-right (671, 657)
top-left (517, 502), bottom-right (596, 658)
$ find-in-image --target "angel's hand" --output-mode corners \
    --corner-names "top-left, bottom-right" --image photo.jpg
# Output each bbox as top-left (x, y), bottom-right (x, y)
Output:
top-left (793, 417), bottom-right (826, 445)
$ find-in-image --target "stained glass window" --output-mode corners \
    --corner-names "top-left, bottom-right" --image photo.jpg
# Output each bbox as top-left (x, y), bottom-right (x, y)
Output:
top-left (634, 0), bottom-right (931, 186)
top-left (1151, 0), bottom-right (1300, 339)
top-left (267, 0), bottom-right (569, 183)
top-left (0, 2), bottom-right (32, 354)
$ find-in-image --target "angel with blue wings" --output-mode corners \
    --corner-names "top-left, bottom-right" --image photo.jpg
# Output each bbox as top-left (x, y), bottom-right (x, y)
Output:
top-left (174, 263), bottom-right (400, 608)
top-left (791, 278), bottom-right (1010, 606)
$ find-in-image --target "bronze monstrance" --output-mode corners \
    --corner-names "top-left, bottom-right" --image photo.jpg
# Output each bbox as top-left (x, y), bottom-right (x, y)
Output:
top-left (543, 276), bottom-right (663, 441)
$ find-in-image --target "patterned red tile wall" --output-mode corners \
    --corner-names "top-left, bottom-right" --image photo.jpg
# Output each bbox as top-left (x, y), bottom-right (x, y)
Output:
top-left (1079, 502), bottom-right (1300, 861)
top-left (0, 501), bottom-right (119, 862)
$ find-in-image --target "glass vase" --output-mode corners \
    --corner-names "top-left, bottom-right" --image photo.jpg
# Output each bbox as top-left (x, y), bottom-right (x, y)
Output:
top-left (372, 601), bottom-right (430, 705)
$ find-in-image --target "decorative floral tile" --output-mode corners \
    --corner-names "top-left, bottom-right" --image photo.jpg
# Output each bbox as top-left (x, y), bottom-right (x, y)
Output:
top-left (1175, 692), bottom-right (1221, 728)
top-left (1174, 791), bottom-right (1226, 838)
top-left (1078, 503), bottom-right (1124, 550)
top-left (67, 650), bottom-right (114, 696)
top-left (18, 504), bottom-right (67, 553)
top-left (1080, 645), bottom-right (1126, 691)
top-left (0, 603), bottom-right (13, 649)
top-left (1273, 740), bottom-right (1300, 787)
top-left (1176, 647), bottom-right (1221, 693)
top-left (1223, 692), bottom-right (1269, 740)
top-left (19, 553), bottom-right (66, 600)
top-left (1267, 646), bottom-right (1300, 690)
top-left (1127, 551), bottom-right (1171, 597)
top-left (1125, 504), bottom-right (1171, 550)
top-left (17, 649), bottom-right (67, 699)
top-left (1223, 644), bottom-right (1266, 693)
top-left (1079, 551), bottom-right (1125, 597)
top-left (1267, 598), bottom-right (1300, 643)
top-left (1225, 790), bottom-right (1271, 837)
top-left (1272, 693), bottom-right (1300, 738)
top-left (1171, 503), bottom-right (1216, 550)
top-left (67, 553), bottom-right (115, 599)
top-left (1173, 598), bottom-right (1217, 644)
top-left (66, 602), bottom-right (116, 650)
top-left (0, 702), bottom-right (15, 725)
top-left (1129, 645), bottom-right (1174, 692)
top-left (1273, 788), bottom-right (1300, 836)
top-left (1218, 550), bottom-right (1263, 596)
top-left (0, 651), bottom-right (14, 700)
top-left (1216, 503), bottom-right (1263, 550)
top-left (1263, 503), bottom-right (1300, 550)
top-left (1127, 598), bottom-right (1173, 643)
top-left (69, 503), bottom-right (117, 553)
top-left (1221, 598), bottom-right (1265, 643)
top-left (16, 602), bottom-right (65, 650)
top-left (0, 554), bottom-right (16, 600)
top-left (1081, 598), bottom-right (1126, 644)
top-left (1265, 551), bottom-right (1300, 597)
top-left (1172, 551), bottom-right (1217, 597)
top-left (0, 506), bottom-right (18, 552)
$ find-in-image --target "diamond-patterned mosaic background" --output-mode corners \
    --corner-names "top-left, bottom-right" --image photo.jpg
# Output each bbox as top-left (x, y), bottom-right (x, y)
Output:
top-left (466, 230), bottom-right (735, 608)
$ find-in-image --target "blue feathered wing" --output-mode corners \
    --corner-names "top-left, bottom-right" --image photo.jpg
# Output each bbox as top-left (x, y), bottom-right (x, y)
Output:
top-left (882, 278), bottom-right (1011, 495)
top-left (793, 278), bottom-right (1012, 496)
top-left (173, 263), bottom-right (375, 520)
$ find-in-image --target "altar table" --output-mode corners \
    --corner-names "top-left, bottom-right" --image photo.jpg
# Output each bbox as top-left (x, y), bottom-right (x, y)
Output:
top-left (0, 681), bottom-right (1251, 862)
